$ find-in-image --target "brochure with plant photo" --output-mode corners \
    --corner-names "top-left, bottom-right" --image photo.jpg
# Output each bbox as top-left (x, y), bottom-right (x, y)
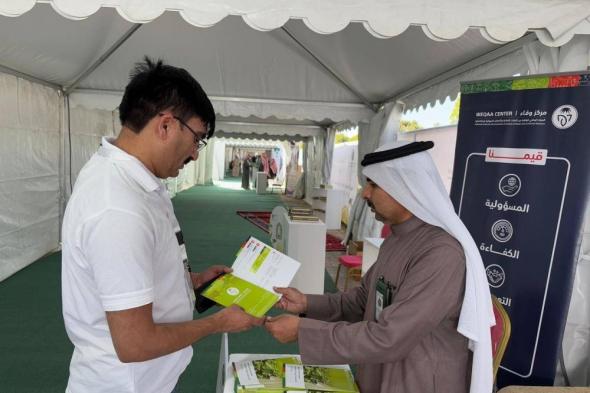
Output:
top-left (284, 364), bottom-right (359, 392)
top-left (202, 236), bottom-right (301, 317)
top-left (234, 357), bottom-right (302, 392)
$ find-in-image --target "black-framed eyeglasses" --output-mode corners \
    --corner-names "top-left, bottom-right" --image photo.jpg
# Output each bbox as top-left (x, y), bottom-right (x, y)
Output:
top-left (173, 116), bottom-right (208, 152)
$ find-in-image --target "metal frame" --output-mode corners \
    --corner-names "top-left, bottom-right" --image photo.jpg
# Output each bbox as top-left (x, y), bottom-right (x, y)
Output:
top-left (0, 63), bottom-right (61, 90)
top-left (63, 24), bottom-right (142, 94)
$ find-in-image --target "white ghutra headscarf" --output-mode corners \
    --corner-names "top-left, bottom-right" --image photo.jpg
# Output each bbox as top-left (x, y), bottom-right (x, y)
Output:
top-left (362, 140), bottom-right (495, 393)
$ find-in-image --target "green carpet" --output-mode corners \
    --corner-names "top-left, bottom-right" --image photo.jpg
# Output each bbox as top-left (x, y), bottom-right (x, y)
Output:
top-left (0, 180), bottom-right (337, 393)
top-left (0, 253), bottom-right (71, 393)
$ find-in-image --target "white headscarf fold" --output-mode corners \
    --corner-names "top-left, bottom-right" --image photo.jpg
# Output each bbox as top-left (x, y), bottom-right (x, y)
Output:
top-left (362, 141), bottom-right (495, 393)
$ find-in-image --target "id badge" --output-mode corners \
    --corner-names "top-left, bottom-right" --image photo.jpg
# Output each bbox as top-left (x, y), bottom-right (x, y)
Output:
top-left (176, 229), bottom-right (196, 305)
top-left (183, 259), bottom-right (196, 304)
top-left (375, 276), bottom-right (388, 320)
top-left (179, 241), bottom-right (196, 305)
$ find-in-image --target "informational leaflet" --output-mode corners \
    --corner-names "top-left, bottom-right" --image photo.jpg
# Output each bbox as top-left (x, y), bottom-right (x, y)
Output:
top-left (234, 356), bottom-right (301, 392)
top-left (284, 364), bottom-right (359, 392)
top-left (234, 361), bottom-right (264, 388)
top-left (284, 364), bottom-right (305, 389)
top-left (202, 237), bottom-right (301, 317)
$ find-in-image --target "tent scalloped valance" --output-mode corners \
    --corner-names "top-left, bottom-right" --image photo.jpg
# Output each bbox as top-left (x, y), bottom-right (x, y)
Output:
top-left (2, 0), bottom-right (590, 47)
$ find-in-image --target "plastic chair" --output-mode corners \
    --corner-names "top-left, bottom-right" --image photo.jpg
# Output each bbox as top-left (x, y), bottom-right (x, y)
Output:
top-left (491, 295), bottom-right (512, 382)
top-left (335, 254), bottom-right (362, 291)
top-left (336, 225), bottom-right (391, 291)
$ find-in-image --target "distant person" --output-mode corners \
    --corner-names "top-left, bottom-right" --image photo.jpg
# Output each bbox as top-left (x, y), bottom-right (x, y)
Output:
top-left (265, 141), bottom-right (494, 393)
top-left (61, 57), bottom-right (262, 393)
top-left (242, 155), bottom-right (251, 190)
top-left (260, 152), bottom-right (270, 176)
top-left (231, 154), bottom-right (240, 177)
top-left (250, 155), bottom-right (257, 187)
top-left (268, 157), bottom-right (278, 179)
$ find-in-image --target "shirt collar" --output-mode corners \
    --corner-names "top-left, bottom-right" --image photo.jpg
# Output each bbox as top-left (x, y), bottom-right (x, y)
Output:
top-left (390, 215), bottom-right (424, 236)
top-left (98, 137), bottom-right (163, 193)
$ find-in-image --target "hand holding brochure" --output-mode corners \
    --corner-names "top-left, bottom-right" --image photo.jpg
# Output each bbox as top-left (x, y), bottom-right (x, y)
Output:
top-left (202, 237), bottom-right (300, 317)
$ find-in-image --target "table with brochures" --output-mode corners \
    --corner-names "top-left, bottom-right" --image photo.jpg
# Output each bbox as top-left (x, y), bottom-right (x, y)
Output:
top-left (216, 334), bottom-right (358, 393)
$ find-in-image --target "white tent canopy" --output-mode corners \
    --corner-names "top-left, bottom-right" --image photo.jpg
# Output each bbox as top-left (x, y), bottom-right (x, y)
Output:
top-left (4, 0), bottom-right (588, 121)
top-left (2, 1), bottom-right (590, 386)
top-left (3, 0), bottom-right (590, 44)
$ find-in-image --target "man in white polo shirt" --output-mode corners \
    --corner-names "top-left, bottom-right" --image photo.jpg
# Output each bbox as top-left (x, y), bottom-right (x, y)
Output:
top-left (61, 57), bottom-right (263, 393)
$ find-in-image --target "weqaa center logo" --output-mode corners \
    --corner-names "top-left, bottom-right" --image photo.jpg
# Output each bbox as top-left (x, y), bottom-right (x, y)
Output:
top-left (551, 105), bottom-right (578, 129)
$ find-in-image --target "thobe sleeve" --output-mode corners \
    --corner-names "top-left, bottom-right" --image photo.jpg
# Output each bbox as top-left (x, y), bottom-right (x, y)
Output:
top-left (298, 242), bottom-right (465, 365)
top-left (305, 267), bottom-right (375, 323)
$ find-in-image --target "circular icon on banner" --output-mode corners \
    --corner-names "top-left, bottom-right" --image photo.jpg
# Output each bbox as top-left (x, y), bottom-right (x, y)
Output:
top-left (491, 219), bottom-right (513, 243)
top-left (226, 287), bottom-right (240, 296)
top-left (486, 264), bottom-right (506, 288)
top-left (552, 105), bottom-right (578, 129)
top-left (499, 174), bottom-right (521, 197)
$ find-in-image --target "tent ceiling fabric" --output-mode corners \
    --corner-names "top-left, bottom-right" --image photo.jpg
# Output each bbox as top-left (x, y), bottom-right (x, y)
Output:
top-left (1, 0), bottom-right (589, 46)
top-left (2, 1), bottom-right (590, 126)
top-left (0, 3), bottom-right (504, 110)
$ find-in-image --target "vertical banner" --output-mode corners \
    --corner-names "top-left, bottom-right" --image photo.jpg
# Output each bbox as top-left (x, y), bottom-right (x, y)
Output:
top-left (450, 73), bottom-right (590, 387)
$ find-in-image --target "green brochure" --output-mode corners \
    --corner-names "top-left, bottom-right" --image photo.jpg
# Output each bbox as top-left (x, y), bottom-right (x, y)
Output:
top-left (284, 365), bottom-right (359, 392)
top-left (202, 274), bottom-right (279, 318)
top-left (202, 237), bottom-right (301, 318)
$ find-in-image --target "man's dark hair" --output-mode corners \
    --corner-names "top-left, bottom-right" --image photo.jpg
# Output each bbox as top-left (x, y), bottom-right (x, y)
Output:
top-left (119, 57), bottom-right (215, 138)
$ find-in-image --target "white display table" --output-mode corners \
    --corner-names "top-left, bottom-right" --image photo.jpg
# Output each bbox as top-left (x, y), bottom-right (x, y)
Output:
top-left (270, 206), bottom-right (326, 295)
top-left (362, 237), bottom-right (384, 276)
top-left (256, 172), bottom-right (267, 194)
top-left (311, 187), bottom-right (345, 230)
top-left (216, 333), bottom-right (353, 393)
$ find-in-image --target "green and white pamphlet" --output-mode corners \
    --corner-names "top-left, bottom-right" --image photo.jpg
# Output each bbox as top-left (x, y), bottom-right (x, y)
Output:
top-left (202, 237), bottom-right (301, 317)
top-left (284, 364), bottom-right (359, 392)
top-left (234, 356), bottom-right (302, 391)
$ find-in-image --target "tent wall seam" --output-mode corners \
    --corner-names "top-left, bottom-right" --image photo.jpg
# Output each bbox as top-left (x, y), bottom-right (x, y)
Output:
top-left (0, 215), bottom-right (60, 239)
top-left (0, 173), bottom-right (57, 184)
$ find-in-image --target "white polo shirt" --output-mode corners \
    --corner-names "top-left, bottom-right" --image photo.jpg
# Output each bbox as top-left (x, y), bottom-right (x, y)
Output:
top-left (61, 137), bottom-right (194, 393)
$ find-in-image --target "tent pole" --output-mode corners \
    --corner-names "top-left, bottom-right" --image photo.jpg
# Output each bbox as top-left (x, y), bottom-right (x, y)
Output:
top-left (63, 24), bottom-right (142, 95)
top-left (57, 91), bottom-right (66, 243)
top-left (280, 26), bottom-right (378, 113)
top-left (382, 33), bottom-right (538, 106)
